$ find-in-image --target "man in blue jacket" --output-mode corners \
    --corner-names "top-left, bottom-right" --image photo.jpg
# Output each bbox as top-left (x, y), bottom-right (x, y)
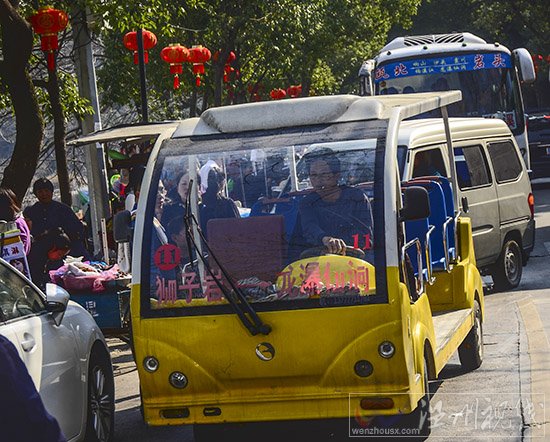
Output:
top-left (299, 149), bottom-right (373, 257)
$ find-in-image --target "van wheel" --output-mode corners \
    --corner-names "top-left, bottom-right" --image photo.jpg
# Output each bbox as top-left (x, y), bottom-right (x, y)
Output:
top-left (404, 356), bottom-right (431, 438)
top-left (458, 300), bottom-right (483, 371)
top-left (492, 239), bottom-right (522, 291)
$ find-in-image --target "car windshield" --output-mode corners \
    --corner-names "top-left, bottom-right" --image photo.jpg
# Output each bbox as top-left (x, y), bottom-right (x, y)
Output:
top-left (140, 121), bottom-right (389, 316)
top-left (374, 52), bottom-right (524, 135)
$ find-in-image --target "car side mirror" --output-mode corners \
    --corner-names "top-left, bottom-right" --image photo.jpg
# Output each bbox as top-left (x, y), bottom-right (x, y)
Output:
top-left (113, 210), bottom-right (133, 243)
top-left (45, 283), bottom-right (69, 326)
top-left (400, 186), bottom-right (430, 221)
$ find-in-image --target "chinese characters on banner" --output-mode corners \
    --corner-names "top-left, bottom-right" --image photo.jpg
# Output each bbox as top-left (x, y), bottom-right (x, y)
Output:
top-left (1, 230), bottom-right (31, 279)
top-left (153, 259), bottom-right (371, 307)
top-left (374, 52), bottom-right (511, 83)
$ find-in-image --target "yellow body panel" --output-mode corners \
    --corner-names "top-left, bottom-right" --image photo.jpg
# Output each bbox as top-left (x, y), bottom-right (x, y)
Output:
top-left (132, 219), bottom-right (483, 427)
top-left (132, 273), bottom-right (420, 425)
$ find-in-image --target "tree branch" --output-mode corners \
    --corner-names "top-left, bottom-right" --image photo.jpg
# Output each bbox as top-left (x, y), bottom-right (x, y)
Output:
top-left (33, 79), bottom-right (48, 89)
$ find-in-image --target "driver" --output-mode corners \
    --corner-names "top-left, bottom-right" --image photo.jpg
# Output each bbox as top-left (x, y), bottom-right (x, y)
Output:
top-left (298, 148), bottom-right (373, 256)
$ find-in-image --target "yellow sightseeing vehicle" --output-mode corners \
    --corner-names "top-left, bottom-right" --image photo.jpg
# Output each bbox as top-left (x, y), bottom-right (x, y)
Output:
top-left (130, 92), bottom-right (484, 439)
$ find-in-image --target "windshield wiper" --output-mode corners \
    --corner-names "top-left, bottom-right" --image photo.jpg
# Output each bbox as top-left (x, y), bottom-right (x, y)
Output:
top-left (184, 179), bottom-right (271, 336)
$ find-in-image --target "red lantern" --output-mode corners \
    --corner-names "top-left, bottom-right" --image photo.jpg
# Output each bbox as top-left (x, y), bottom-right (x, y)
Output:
top-left (28, 7), bottom-right (68, 71)
top-left (248, 83), bottom-right (264, 102)
top-left (123, 30), bottom-right (158, 65)
top-left (214, 50), bottom-right (237, 83)
top-left (286, 84), bottom-right (302, 98)
top-left (160, 44), bottom-right (190, 90)
top-left (188, 45), bottom-right (211, 87)
top-left (270, 88), bottom-right (287, 100)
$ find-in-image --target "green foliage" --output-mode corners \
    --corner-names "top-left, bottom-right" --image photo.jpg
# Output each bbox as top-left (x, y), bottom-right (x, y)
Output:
top-left (58, 71), bottom-right (94, 121)
top-left (95, 0), bottom-right (423, 117)
top-left (2, 0), bottom-right (548, 127)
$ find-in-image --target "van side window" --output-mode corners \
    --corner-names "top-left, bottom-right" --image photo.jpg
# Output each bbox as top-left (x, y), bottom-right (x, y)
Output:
top-left (487, 141), bottom-right (523, 183)
top-left (454, 146), bottom-right (492, 189)
top-left (412, 148), bottom-right (447, 178)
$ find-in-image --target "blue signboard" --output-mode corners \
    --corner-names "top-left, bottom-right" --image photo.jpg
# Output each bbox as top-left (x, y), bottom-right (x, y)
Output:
top-left (374, 52), bottom-right (511, 83)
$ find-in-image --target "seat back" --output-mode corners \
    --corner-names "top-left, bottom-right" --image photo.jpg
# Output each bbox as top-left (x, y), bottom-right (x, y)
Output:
top-left (207, 215), bottom-right (285, 282)
top-left (403, 179), bottom-right (449, 271)
top-left (250, 197), bottom-right (302, 236)
top-left (404, 217), bottom-right (430, 277)
top-left (410, 176), bottom-right (456, 260)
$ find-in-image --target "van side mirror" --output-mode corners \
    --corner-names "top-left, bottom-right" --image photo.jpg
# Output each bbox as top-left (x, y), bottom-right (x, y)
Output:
top-left (113, 210), bottom-right (133, 243)
top-left (400, 186), bottom-right (430, 221)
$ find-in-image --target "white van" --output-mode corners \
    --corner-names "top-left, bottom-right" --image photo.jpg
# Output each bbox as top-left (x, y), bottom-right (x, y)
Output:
top-left (400, 117), bottom-right (535, 290)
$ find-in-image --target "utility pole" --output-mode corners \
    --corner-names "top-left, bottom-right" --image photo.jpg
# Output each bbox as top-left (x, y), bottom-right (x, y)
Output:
top-left (137, 28), bottom-right (149, 123)
top-left (71, 7), bottom-right (110, 258)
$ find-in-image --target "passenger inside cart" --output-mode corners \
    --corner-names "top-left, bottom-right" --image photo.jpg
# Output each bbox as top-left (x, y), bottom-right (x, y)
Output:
top-left (298, 148), bottom-right (373, 259)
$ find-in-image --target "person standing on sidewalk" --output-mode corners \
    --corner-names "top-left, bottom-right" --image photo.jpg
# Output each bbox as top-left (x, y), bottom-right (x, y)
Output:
top-left (0, 187), bottom-right (31, 254)
top-left (23, 178), bottom-right (91, 261)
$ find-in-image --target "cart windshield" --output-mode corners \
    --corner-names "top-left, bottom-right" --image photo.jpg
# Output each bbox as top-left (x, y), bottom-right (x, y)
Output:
top-left (140, 120), bottom-right (391, 316)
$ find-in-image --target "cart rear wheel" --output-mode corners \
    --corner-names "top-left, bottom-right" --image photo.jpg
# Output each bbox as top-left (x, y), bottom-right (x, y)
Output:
top-left (404, 355), bottom-right (431, 439)
top-left (458, 300), bottom-right (483, 371)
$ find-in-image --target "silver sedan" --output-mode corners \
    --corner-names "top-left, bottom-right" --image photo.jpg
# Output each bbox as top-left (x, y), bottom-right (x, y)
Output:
top-left (0, 258), bottom-right (115, 441)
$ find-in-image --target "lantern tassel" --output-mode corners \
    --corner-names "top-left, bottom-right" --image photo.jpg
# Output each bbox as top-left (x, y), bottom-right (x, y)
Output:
top-left (174, 74), bottom-right (180, 90)
top-left (196, 75), bottom-right (201, 87)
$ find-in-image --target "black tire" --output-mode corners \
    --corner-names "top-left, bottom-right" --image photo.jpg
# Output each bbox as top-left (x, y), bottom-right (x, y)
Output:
top-left (84, 347), bottom-right (115, 442)
top-left (492, 239), bottom-right (522, 291)
top-left (404, 355), bottom-right (431, 439)
top-left (458, 300), bottom-right (483, 371)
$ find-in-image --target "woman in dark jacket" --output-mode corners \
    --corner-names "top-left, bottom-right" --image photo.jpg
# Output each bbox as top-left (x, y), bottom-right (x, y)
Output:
top-left (199, 165), bottom-right (239, 238)
top-left (27, 228), bottom-right (71, 289)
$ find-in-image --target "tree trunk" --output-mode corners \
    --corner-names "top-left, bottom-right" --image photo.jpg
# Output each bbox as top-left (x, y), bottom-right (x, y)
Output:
top-left (48, 70), bottom-right (72, 206)
top-left (0, 0), bottom-right (44, 202)
top-left (301, 74), bottom-right (312, 98)
top-left (190, 89), bottom-right (197, 117)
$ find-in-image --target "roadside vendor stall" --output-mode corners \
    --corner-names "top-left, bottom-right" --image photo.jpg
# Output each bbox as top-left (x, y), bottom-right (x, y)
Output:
top-left (60, 122), bottom-right (181, 338)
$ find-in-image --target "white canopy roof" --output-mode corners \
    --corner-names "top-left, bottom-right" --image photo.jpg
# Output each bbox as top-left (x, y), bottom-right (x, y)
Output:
top-left (172, 91), bottom-right (462, 137)
top-left (68, 121), bottom-right (181, 146)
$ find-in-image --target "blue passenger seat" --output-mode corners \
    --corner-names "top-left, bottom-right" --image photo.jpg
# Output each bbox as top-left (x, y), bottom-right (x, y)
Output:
top-left (403, 179), bottom-right (450, 276)
top-left (410, 176), bottom-right (457, 263)
top-left (404, 216), bottom-right (431, 279)
top-left (250, 196), bottom-right (305, 264)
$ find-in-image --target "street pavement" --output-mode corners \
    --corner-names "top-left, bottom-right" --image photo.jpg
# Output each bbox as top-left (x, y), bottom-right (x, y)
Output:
top-left (109, 183), bottom-right (550, 441)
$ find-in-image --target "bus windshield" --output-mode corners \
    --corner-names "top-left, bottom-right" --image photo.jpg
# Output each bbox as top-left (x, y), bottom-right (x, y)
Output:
top-left (374, 52), bottom-right (525, 136)
top-left (140, 122), bottom-right (389, 317)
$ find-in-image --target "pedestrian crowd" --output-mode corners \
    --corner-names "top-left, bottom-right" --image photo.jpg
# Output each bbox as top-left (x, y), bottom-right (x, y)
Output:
top-left (1, 178), bottom-right (90, 290)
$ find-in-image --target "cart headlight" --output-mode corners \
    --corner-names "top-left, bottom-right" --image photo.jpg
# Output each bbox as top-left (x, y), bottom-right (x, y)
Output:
top-left (378, 341), bottom-right (395, 359)
top-left (354, 360), bottom-right (373, 377)
top-left (143, 356), bottom-right (159, 372)
top-left (169, 371), bottom-right (188, 389)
